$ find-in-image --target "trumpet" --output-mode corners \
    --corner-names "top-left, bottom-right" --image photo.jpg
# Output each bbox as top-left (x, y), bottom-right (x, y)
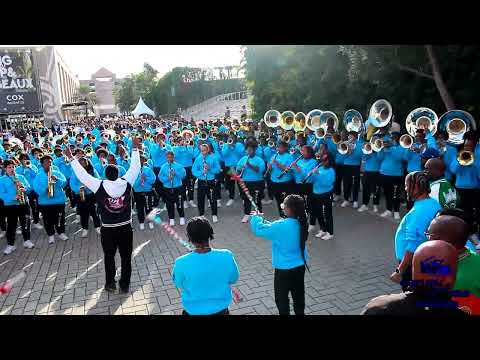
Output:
top-left (79, 185), bottom-right (86, 202)
top-left (114, 134), bottom-right (121, 142)
top-left (458, 149), bottom-right (474, 166)
top-left (15, 177), bottom-right (26, 205)
top-left (84, 145), bottom-right (94, 157)
top-left (399, 134), bottom-right (425, 153)
top-left (281, 134), bottom-right (291, 143)
top-left (200, 132), bottom-right (208, 141)
top-left (227, 138), bottom-right (234, 145)
top-left (47, 168), bottom-right (55, 198)
top-left (370, 136), bottom-right (393, 152)
top-left (267, 138), bottom-right (276, 148)
top-left (337, 138), bottom-right (356, 155)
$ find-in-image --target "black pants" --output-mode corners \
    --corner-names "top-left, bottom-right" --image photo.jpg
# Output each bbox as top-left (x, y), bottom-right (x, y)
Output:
top-left (39, 204), bottom-right (66, 236)
top-left (5, 205), bottom-right (31, 246)
top-left (362, 171), bottom-right (381, 206)
top-left (265, 174), bottom-right (274, 200)
top-left (28, 192), bottom-right (40, 224)
top-left (153, 167), bottom-right (165, 207)
top-left (182, 308), bottom-right (229, 316)
top-left (457, 188), bottom-right (480, 234)
top-left (215, 172), bottom-right (223, 200)
top-left (274, 265), bottom-right (306, 315)
top-left (294, 183), bottom-right (315, 226)
top-left (65, 181), bottom-right (76, 208)
top-left (271, 181), bottom-right (293, 217)
top-left (381, 174), bottom-right (402, 212)
top-left (0, 199), bottom-right (6, 232)
top-left (100, 224), bottom-right (133, 289)
top-left (133, 191), bottom-right (154, 224)
top-left (197, 180), bottom-right (217, 216)
top-left (311, 192), bottom-right (334, 235)
top-left (240, 181), bottom-right (264, 215)
top-left (75, 193), bottom-right (101, 230)
top-left (224, 166), bottom-right (236, 200)
top-left (182, 167), bottom-right (195, 202)
top-left (334, 164), bottom-right (344, 196)
top-left (165, 186), bottom-right (185, 219)
top-left (342, 165), bottom-right (361, 202)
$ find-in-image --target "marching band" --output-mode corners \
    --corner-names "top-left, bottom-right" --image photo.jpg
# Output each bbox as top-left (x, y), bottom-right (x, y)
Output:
top-left (0, 99), bottom-right (479, 259)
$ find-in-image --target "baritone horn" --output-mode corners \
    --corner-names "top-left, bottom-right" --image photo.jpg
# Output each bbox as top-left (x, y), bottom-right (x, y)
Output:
top-left (362, 142), bottom-right (373, 155)
top-left (457, 149), bottom-right (474, 166)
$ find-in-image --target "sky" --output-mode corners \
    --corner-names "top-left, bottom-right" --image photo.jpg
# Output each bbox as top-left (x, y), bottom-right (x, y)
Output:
top-left (54, 45), bottom-right (243, 80)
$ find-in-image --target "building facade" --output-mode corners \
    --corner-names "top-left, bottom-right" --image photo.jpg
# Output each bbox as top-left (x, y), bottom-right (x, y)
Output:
top-left (0, 45), bottom-right (80, 129)
top-left (80, 67), bottom-right (122, 116)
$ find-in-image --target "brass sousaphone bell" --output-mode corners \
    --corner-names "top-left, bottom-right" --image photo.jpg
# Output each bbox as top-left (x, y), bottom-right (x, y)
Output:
top-left (437, 110), bottom-right (476, 145)
top-left (264, 110), bottom-right (281, 128)
top-left (280, 111), bottom-right (295, 131)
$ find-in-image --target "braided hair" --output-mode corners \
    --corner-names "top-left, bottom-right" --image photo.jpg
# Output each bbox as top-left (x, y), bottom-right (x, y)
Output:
top-left (284, 194), bottom-right (310, 272)
top-left (405, 170), bottom-right (430, 202)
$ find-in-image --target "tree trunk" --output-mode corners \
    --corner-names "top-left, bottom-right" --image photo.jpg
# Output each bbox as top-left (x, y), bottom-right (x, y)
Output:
top-left (425, 45), bottom-right (455, 111)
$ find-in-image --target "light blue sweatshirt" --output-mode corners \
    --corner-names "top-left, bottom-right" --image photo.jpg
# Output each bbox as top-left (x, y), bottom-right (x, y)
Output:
top-left (449, 158), bottom-right (480, 189)
top-left (221, 142), bottom-right (245, 167)
top-left (192, 154), bottom-right (221, 181)
top-left (0, 174), bottom-right (31, 206)
top-left (33, 167), bottom-right (67, 205)
top-left (269, 152), bottom-right (294, 183)
top-left (311, 166), bottom-right (335, 194)
top-left (343, 139), bottom-right (364, 166)
top-left (236, 155), bottom-right (265, 182)
top-left (70, 168), bottom-right (100, 195)
top-left (394, 197), bottom-right (441, 261)
top-left (15, 164), bottom-right (38, 187)
top-left (250, 215), bottom-right (308, 270)
top-left (172, 249), bottom-right (240, 315)
top-left (159, 161), bottom-right (186, 189)
top-left (293, 158), bottom-right (318, 184)
top-left (133, 165), bottom-right (156, 192)
top-left (377, 145), bottom-right (406, 177)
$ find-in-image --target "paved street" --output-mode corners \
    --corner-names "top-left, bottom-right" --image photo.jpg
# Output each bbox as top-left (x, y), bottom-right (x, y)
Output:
top-left (0, 196), bottom-right (403, 315)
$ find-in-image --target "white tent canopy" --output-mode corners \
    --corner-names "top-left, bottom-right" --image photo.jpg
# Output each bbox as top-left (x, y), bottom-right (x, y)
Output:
top-left (131, 97), bottom-right (155, 117)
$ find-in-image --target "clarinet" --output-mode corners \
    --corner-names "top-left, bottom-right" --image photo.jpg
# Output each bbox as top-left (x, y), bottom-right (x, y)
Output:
top-left (278, 154), bottom-right (303, 179)
top-left (301, 161), bottom-right (323, 184)
top-left (264, 152), bottom-right (278, 177)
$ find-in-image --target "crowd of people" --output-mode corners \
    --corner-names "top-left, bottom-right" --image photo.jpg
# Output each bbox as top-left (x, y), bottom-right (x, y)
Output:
top-left (1, 101), bottom-right (479, 315)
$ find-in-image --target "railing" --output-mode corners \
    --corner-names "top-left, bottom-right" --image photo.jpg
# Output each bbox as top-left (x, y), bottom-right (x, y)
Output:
top-left (181, 91), bottom-right (251, 120)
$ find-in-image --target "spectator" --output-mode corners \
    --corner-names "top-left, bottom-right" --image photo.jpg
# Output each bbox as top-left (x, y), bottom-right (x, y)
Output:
top-left (424, 157), bottom-right (459, 208)
top-left (391, 171), bottom-right (441, 290)
top-left (362, 240), bottom-right (467, 316)
top-left (426, 214), bottom-right (480, 298)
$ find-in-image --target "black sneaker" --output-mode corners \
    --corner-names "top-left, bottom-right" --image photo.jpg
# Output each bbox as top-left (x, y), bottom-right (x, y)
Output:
top-left (119, 286), bottom-right (129, 294)
top-left (104, 283), bottom-right (117, 293)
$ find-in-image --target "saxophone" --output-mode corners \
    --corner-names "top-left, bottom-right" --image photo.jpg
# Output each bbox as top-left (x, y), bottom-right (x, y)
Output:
top-left (15, 177), bottom-right (26, 205)
top-left (47, 168), bottom-right (55, 198)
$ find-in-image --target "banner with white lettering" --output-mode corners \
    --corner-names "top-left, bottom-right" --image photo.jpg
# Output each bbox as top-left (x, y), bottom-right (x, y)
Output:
top-left (0, 48), bottom-right (42, 114)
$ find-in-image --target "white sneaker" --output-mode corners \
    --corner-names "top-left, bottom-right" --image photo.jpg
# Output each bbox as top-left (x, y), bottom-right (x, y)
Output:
top-left (380, 210), bottom-right (392, 218)
top-left (3, 245), bottom-right (16, 255)
top-left (179, 217), bottom-right (185, 226)
top-left (340, 200), bottom-right (350, 208)
top-left (321, 233), bottom-right (334, 241)
top-left (48, 235), bottom-right (55, 244)
top-left (148, 222), bottom-right (154, 230)
top-left (139, 223), bottom-right (145, 231)
top-left (308, 225), bottom-right (315, 233)
top-left (357, 204), bottom-right (368, 213)
top-left (217, 200), bottom-right (222, 208)
top-left (81, 229), bottom-right (89, 238)
top-left (95, 227), bottom-right (101, 235)
top-left (16, 228), bottom-right (22, 235)
top-left (189, 200), bottom-right (197, 208)
top-left (315, 231), bottom-right (326, 238)
top-left (169, 219), bottom-right (175, 226)
top-left (353, 201), bottom-right (359, 209)
top-left (261, 199), bottom-right (273, 205)
top-left (226, 199), bottom-right (234, 207)
top-left (0, 231), bottom-right (5, 239)
top-left (241, 215), bottom-right (250, 223)
top-left (373, 205), bottom-right (379, 213)
top-left (394, 212), bottom-right (401, 220)
top-left (23, 240), bottom-right (35, 249)
top-left (212, 215), bottom-right (218, 223)
top-left (33, 223), bottom-right (43, 230)
top-left (58, 233), bottom-right (69, 241)
top-left (72, 215), bottom-right (80, 224)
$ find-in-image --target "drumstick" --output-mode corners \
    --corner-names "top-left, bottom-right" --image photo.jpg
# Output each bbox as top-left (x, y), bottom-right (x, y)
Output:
top-left (0, 271), bottom-right (26, 295)
top-left (229, 170), bottom-right (259, 212)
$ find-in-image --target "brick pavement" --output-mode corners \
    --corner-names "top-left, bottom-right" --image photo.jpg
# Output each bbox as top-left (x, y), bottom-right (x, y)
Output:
top-left (0, 197), bottom-right (403, 315)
